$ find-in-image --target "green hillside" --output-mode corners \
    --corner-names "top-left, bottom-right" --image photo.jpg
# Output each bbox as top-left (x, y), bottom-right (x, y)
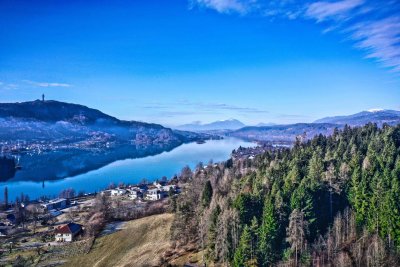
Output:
top-left (172, 123), bottom-right (400, 266)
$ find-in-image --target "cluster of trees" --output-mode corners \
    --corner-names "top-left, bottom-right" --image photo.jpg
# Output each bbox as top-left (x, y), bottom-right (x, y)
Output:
top-left (171, 123), bottom-right (400, 266)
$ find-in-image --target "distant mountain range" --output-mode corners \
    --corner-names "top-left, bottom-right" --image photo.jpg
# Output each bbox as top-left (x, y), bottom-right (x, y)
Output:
top-left (229, 123), bottom-right (338, 143)
top-left (175, 110), bottom-right (400, 142)
top-left (1, 100), bottom-right (399, 146)
top-left (175, 119), bottom-right (278, 132)
top-left (0, 100), bottom-right (209, 146)
top-left (314, 109), bottom-right (400, 126)
top-left (175, 119), bottom-right (246, 131)
top-left (256, 122), bottom-right (277, 127)
top-left (229, 109), bottom-right (400, 142)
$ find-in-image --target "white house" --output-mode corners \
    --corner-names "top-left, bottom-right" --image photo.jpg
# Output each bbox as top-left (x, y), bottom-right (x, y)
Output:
top-left (110, 188), bottom-right (127, 197)
top-left (146, 189), bottom-right (159, 201)
top-left (54, 222), bottom-right (82, 242)
top-left (145, 189), bottom-right (168, 201)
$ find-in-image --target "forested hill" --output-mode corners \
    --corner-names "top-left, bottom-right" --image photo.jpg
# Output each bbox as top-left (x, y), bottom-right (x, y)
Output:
top-left (0, 100), bottom-right (120, 124)
top-left (0, 100), bottom-right (209, 144)
top-left (170, 124), bottom-right (400, 266)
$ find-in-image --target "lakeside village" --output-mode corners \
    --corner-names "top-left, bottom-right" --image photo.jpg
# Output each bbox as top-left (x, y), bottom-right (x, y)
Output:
top-left (0, 174), bottom-right (183, 265)
top-left (0, 133), bottom-right (117, 156)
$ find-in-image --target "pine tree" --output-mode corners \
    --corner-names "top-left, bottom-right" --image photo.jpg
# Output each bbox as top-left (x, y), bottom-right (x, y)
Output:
top-left (349, 165), bottom-right (368, 227)
top-left (233, 225), bottom-right (253, 267)
top-left (201, 180), bottom-right (213, 208)
top-left (284, 160), bottom-right (301, 194)
top-left (290, 184), bottom-right (315, 226)
top-left (307, 148), bottom-right (324, 189)
top-left (249, 216), bottom-right (259, 262)
top-left (258, 196), bottom-right (278, 266)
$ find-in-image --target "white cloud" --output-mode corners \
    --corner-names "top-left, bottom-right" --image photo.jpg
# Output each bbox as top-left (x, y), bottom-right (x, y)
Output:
top-left (303, 1), bottom-right (400, 73)
top-left (191, 0), bottom-right (400, 73)
top-left (305, 0), bottom-right (364, 22)
top-left (193, 0), bottom-right (253, 14)
top-left (0, 83), bottom-right (18, 90)
top-left (143, 100), bottom-right (269, 114)
top-left (23, 80), bottom-right (71, 88)
top-left (351, 16), bottom-right (400, 72)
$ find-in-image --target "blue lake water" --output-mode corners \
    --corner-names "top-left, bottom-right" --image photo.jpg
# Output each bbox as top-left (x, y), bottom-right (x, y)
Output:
top-left (0, 138), bottom-right (255, 201)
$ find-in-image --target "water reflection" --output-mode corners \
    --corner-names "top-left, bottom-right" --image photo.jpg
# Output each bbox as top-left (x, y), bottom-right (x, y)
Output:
top-left (0, 138), bottom-right (255, 201)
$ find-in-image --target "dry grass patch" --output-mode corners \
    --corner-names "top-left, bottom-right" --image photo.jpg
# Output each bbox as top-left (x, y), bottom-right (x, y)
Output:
top-left (63, 213), bottom-right (174, 267)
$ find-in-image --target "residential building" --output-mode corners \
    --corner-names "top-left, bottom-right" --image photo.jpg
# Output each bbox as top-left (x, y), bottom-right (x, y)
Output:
top-left (146, 188), bottom-right (168, 201)
top-left (41, 198), bottom-right (67, 210)
top-left (110, 188), bottom-right (127, 197)
top-left (54, 222), bottom-right (82, 242)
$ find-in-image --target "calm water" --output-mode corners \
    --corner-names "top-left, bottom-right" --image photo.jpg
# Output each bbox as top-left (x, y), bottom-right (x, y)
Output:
top-left (0, 138), bottom-right (255, 201)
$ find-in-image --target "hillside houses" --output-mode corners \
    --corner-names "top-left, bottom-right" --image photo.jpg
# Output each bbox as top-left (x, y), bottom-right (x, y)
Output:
top-left (106, 181), bottom-right (179, 201)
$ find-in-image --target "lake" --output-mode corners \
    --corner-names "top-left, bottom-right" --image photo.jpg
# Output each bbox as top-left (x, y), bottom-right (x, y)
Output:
top-left (0, 138), bottom-right (255, 201)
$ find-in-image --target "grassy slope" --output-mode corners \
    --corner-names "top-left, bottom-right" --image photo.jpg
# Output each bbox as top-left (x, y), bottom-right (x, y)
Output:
top-left (64, 213), bottom-right (174, 267)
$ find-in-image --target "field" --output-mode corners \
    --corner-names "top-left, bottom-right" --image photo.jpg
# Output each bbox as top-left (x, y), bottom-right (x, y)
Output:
top-left (63, 213), bottom-right (174, 267)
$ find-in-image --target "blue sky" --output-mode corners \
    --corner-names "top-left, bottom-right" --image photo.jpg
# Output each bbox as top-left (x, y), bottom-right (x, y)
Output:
top-left (0, 0), bottom-right (399, 126)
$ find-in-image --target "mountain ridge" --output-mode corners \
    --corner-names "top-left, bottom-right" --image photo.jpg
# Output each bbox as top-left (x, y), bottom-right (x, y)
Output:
top-left (313, 109), bottom-right (400, 126)
top-left (229, 122), bottom-right (339, 142)
top-left (0, 100), bottom-right (164, 128)
top-left (0, 100), bottom-right (208, 145)
top-left (175, 119), bottom-right (246, 131)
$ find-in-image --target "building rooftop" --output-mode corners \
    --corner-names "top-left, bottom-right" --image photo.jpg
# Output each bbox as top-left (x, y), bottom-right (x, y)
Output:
top-left (55, 222), bottom-right (82, 235)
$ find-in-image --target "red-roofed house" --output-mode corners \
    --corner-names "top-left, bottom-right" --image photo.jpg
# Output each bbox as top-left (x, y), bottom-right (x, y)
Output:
top-left (54, 222), bottom-right (82, 242)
